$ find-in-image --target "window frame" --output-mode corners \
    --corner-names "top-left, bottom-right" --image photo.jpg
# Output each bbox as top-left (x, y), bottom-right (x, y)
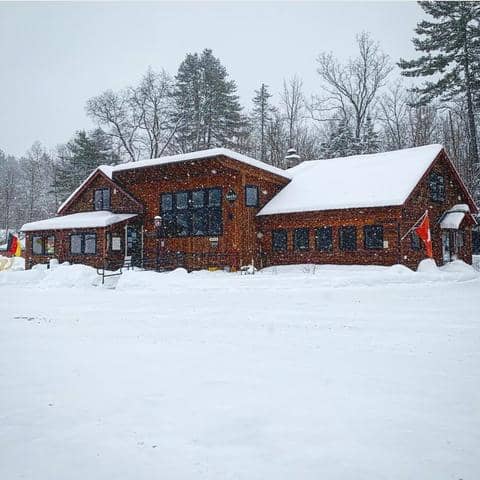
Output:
top-left (70, 232), bottom-right (97, 255)
top-left (339, 226), bottom-right (357, 251)
top-left (159, 187), bottom-right (223, 238)
top-left (31, 234), bottom-right (55, 256)
top-left (364, 225), bottom-right (384, 250)
top-left (94, 188), bottom-right (111, 211)
top-left (293, 228), bottom-right (310, 251)
top-left (272, 229), bottom-right (288, 252)
top-left (315, 227), bottom-right (333, 252)
top-left (245, 185), bottom-right (259, 207)
top-left (429, 172), bottom-right (445, 203)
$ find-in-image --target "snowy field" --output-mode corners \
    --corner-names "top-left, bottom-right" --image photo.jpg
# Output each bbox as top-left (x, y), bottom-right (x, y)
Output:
top-left (1, 260), bottom-right (479, 479)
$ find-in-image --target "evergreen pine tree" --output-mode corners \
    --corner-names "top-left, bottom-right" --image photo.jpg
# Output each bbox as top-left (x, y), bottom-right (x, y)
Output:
top-left (172, 49), bottom-right (243, 152)
top-left (398, 1), bottom-right (480, 164)
top-left (52, 130), bottom-right (120, 204)
top-left (360, 116), bottom-right (380, 154)
top-left (252, 84), bottom-right (274, 161)
top-left (320, 118), bottom-right (358, 158)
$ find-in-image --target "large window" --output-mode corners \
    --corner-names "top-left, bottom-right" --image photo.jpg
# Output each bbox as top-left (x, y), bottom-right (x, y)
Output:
top-left (272, 229), bottom-right (287, 252)
top-left (94, 188), bottom-right (111, 210)
top-left (364, 225), bottom-right (384, 249)
top-left (160, 188), bottom-right (222, 237)
top-left (429, 172), bottom-right (445, 202)
top-left (70, 233), bottom-right (96, 255)
top-left (339, 226), bottom-right (357, 251)
top-left (315, 227), bottom-right (332, 251)
top-left (245, 185), bottom-right (259, 207)
top-left (32, 234), bottom-right (55, 255)
top-left (294, 228), bottom-right (309, 251)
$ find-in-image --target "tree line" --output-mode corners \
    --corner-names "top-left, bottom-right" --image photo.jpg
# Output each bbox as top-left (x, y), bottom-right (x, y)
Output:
top-left (1, 1), bottom-right (479, 236)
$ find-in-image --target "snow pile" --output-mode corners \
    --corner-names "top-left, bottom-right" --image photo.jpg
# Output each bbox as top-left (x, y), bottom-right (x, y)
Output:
top-left (116, 268), bottom-right (189, 291)
top-left (416, 258), bottom-right (438, 273)
top-left (0, 260), bottom-right (107, 288)
top-left (1, 260), bottom-right (478, 291)
top-left (0, 255), bottom-right (25, 272)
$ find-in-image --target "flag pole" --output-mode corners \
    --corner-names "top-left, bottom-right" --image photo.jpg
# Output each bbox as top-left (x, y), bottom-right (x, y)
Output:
top-left (400, 210), bottom-right (428, 241)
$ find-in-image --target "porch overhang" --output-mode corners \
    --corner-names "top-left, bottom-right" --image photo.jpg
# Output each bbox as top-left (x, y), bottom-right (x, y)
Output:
top-left (439, 204), bottom-right (477, 230)
top-left (21, 211), bottom-right (138, 232)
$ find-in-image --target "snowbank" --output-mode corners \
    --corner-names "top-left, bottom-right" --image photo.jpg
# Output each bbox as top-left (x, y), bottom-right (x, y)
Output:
top-left (0, 260), bottom-right (106, 288)
top-left (1, 260), bottom-right (478, 290)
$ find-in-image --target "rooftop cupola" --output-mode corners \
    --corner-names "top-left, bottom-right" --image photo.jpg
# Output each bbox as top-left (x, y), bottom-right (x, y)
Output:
top-left (284, 148), bottom-right (301, 168)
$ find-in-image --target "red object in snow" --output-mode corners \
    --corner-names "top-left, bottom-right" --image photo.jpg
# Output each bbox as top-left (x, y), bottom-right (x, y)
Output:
top-left (415, 211), bottom-right (433, 258)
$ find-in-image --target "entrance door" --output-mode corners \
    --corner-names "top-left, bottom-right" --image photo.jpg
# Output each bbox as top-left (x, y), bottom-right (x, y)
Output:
top-left (442, 231), bottom-right (451, 264)
top-left (126, 226), bottom-right (142, 267)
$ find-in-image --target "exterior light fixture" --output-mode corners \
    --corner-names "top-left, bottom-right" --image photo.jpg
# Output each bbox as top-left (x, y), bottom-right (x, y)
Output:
top-left (226, 189), bottom-right (237, 202)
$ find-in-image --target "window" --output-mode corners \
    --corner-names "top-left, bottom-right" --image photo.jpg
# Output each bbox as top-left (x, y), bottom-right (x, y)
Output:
top-left (272, 229), bottom-right (287, 252)
top-left (70, 233), bottom-right (96, 255)
top-left (364, 225), bottom-right (384, 249)
top-left (32, 235), bottom-right (44, 255)
top-left (245, 185), bottom-right (259, 207)
top-left (32, 234), bottom-right (55, 255)
top-left (160, 188), bottom-right (222, 237)
top-left (70, 234), bottom-right (82, 254)
top-left (161, 193), bottom-right (173, 211)
top-left (473, 230), bottom-right (480, 255)
top-left (411, 231), bottom-right (421, 250)
top-left (339, 226), bottom-right (357, 251)
top-left (429, 172), bottom-right (445, 202)
top-left (315, 227), bottom-right (333, 251)
top-left (45, 235), bottom-right (55, 255)
top-left (84, 234), bottom-right (96, 254)
top-left (294, 228), bottom-right (309, 251)
top-left (94, 188), bottom-right (111, 210)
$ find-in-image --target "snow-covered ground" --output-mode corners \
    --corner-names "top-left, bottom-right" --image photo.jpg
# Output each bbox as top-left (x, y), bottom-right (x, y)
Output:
top-left (1, 261), bottom-right (479, 479)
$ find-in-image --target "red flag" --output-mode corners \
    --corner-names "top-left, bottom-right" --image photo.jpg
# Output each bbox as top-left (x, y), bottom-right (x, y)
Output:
top-left (415, 211), bottom-right (433, 258)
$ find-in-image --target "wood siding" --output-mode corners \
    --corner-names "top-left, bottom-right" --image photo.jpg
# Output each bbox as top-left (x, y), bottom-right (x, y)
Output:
top-left (256, 206), bottom-right (402, 268)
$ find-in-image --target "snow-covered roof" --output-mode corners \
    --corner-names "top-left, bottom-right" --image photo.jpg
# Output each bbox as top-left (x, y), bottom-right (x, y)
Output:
top-left (57, 149), bottom-right (289, 214)
top-left (21, 211), bottom-right (137, 232)
top-left (111, 147), bottom-right (290, 179)
top-left (258, 144), bottom-right (444, 216)
top-left (440, 204), bottom-right (472, 229)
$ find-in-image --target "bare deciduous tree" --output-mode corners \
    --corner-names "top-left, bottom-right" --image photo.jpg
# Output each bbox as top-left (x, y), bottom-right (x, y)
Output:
top-left (315, 32), bottom-right (392, 139)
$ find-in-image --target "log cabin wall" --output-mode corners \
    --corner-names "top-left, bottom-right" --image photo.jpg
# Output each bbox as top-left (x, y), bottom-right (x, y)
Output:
top-left (61, 172), bottom-right (143, 215)
top-left (256, 206), bottom-right (403, 268)
top-left (400, 150), bottom-right (475, 268)
top-left (24, 220), bottom-right (137, 270)
top-left (113, 154), bottom-right (289, 269)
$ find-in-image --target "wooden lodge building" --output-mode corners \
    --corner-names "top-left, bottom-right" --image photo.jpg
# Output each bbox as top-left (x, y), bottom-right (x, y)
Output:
top-left (21, 144), bottom-right (478, 271)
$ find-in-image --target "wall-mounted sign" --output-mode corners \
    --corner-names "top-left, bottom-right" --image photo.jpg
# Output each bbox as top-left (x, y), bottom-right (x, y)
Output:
top-left (225, 190), bottom-right (237, 202)
top-left (112, 237), bottom-right (121, 251)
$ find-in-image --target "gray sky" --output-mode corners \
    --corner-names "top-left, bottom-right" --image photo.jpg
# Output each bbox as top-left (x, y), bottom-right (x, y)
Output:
top-left (0, 1), bottom-right (423, 157)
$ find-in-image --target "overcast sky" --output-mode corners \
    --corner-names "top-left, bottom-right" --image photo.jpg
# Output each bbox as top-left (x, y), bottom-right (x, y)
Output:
top-left (0, 1), bottom-right (423, 157)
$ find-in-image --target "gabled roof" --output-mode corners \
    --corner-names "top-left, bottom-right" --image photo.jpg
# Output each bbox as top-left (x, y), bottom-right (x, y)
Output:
top-left (57, 166), bottom-right (143, 215)
top-left (111, 147), bottom-right (291, 179)
top-left (21, 211), bottom-right (137, 232)
top-left (57, 148), bottom-right (290, 214)
top-left (258, 144), bottom-right (445, 216)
